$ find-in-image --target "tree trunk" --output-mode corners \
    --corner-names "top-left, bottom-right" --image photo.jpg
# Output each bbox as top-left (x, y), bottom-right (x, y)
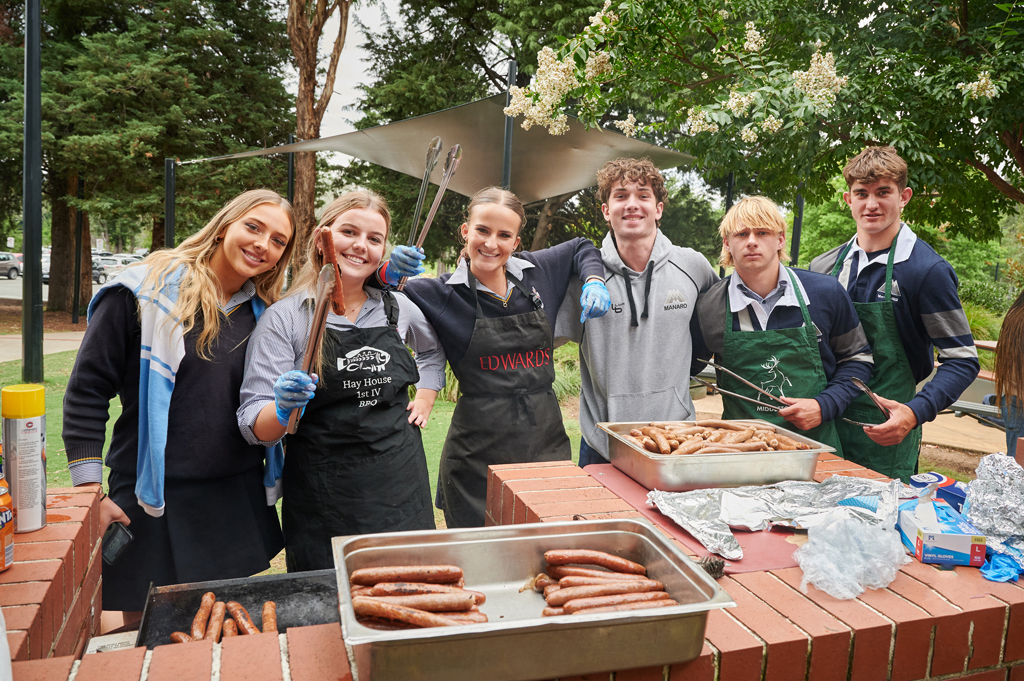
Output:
top-left (530, 192), bottom-right (576, 251)
top-left (151, 216), bottom-right (165, 251)
top-left (46, 173), bottom-right (75, 312)
top-left (76, 212), bottom-right (92, 315)
top-left (288, 0), bottom-right (351, 272)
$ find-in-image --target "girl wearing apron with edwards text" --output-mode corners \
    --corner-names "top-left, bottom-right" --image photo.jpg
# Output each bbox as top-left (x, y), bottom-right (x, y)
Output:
top-left (238, 190), bottom-right (445, 571)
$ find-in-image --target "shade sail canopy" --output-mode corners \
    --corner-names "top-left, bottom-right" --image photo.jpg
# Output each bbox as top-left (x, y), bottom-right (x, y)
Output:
top-left (189, 94), bottom-right (692, 205)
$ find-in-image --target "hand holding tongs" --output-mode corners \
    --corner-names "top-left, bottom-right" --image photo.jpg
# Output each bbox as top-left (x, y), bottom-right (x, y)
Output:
top-left (696, 358), bottom-right (789, 411)
top-left (844, 377), bottom-right (891, 428)
top-left (287, 263), bottom-right (336, 435)
top-left (398, 144), bottom-right (463, 291)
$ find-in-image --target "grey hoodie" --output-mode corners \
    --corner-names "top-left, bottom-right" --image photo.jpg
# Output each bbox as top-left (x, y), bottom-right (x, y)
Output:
top-left (555, 230), bottom-right (719, 458)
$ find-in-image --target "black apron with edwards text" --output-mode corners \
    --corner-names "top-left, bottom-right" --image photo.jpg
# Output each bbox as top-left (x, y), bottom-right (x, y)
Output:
top-left (283, 292), bottom-right (434, 572)
top-left (437, 268), bottom-right (570, 528)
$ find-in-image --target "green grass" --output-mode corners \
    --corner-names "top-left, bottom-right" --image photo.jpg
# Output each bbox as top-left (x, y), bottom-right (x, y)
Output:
top-left (917, 458), bottom-right (972, 484)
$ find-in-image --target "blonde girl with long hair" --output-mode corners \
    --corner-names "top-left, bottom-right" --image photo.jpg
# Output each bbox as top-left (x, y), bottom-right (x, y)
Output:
top-left (238, 189), bottom-right (445, 572)
top-left (63, 189), bottom-right (295, 620)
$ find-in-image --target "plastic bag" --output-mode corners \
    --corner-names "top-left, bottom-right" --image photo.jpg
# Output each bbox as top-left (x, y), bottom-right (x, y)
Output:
top-left (794, 509), bottom-right (910, 600)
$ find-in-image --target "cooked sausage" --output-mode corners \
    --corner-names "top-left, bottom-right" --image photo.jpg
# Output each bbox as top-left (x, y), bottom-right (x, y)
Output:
top-left (544, 550), bottom-right (646, 575)
top-left (541, 606), bottom-right (565, 617)
top-left (625, 435), bottom-right (647, 450)
top-left (674, 438), bottom-right (707, 455)
top-left (642, 436), bottom-right (659, 453)
top-left (226, 601), bottom-right (260, 636)
top-left (170, 632), bottom-right (193, 644)
top-left (191, 592), bottom-right (216, 640)
top-left (204, 602), bottom-right (226, 642)
top-left (558, 575), bottom-right (641, 588)
top-left (773, 433), bottom-right (809, 450)
top-left (705, 430), bottom-right (726, 443)
top-left (262, 601), bottom-right (278, 634)
top-left (318, 227), bottom-right (346, 316)
top-left (562, 591), bottom-right (670, 613)
top-left (370, 582), bottom-right (486, 605)
top-left (350, 586), bottom-right (374, 596)
top-left (369, 593), bottom-right (475, 612)
top-left (640, 427), bottom-right (671, 454)
top-left (571, 598), bottom-right (679, 615)
top-left (350, 565), bottom-right (463, 586)
top-left (721, 440), bottom-right (770, 452)
top-left (352, 597), bottom-right (462, 627)
top-left (223, 619), bottom-right (238, 637)
top-left (721, 428), bottom-right (754, 444)
top-left (699, 446), bottom-right (742, 453)
top-left (356, 615), bottom-right (418, 630)
top-left (438, 610), bottom-right (489, 623)
top-left (668, 439), bottom-right (679, 448)
top-left (546, 566), bottom-right (649, 581)
top-left (543, 584), bottom-right (561, 598)
top-left (546, 580), bottom-right (664, 606)
top-left (629, 428), bottom-right (645, 438)
top-left (695, 419), bottom-right (749, 430)
top-left (534, 574), bottom-right (557, 591)
top-left (665, 426), bottom-right (706, 436)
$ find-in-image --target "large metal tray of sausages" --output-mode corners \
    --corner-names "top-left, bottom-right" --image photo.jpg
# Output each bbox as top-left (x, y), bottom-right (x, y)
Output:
top-left (598, 419), bottom-right (832, 492)
top-left (136, 569), bottom-right (339, 648)
top-left (334, 519), bottom-right (734, 681)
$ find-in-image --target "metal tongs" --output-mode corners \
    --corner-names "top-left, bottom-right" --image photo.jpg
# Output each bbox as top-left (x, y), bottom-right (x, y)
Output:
top-left (287, 264), bottom-right (336, 435)
top-left (845, 377), bottom-right (890, 428)
top-left (398, 143), bottom-right (463, 291)
top-left (692, 376), bottom-right (783, 412)
top-left (406, 137), bottom-right (444, 249)
top-left (698, 358), bottom-right (789, 411)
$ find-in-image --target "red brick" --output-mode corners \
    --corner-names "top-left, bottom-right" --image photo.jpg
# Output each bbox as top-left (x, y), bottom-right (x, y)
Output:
top-left (1011, 664), bottom-right (1024, 681)
top-left (667, 642), bottom-right (714, 681)
top-left (148, 637), bottom-right (214, 681)
top-left (539, 515), bottom-right (576, 522)
top-left (286, 622), bottom-right (352, 681)
top-left (817, 452), bottom-right (843, 462)
top-left (899, 560), bottom-right (1006, 670)
top-left (886, 570), bottom-right (968, 676)
top-left (614, 665), bottom-right (666, 680)
top-left (815, 460), bottom-right (868, 472)
top-left (8, 630), bottom-right (29, 661)
top-left (11, 655), bottom-right (74, 681)
top-left (558, 511), bottom-right (644, 521)
top-left (53, 589), bottom-right (85, 659)
top-left (772, 568), bottom-right (892, 681)
top-left (959, 671), bottom-right (1008, 681)
top-left (703, 609), bottom-right (764, 681)
top-left (13, 540), bottom-right (73, 565)
top-left (484, 511), bottom-right (496, 526)
top-left (12, 523), bottom-right (82, 545)
top-left (74, 645), bottom-right (146, 681)
top-left (525, 498), bottom-right (635, 523)
top-left (46, 487), bottom-right (96, 496)
top-left (856, 581), bottom-right (933, 681)
top-left (487, 463), bottom-right (584, 520)
top-left (45, 506), bottom-right (90, 525)
top-left (721, 577), bottom-right (808, 681)
top-left (514, 487), bottom-right (619, 524)
top-left (733, 572), bottom-right (850, 681)
top-left (220, 631), bottom-right (283, 681)
top-left (940, 564), bottom-right (1024, 663)
top-left (0, 581), bottom-right (49, 607)
top-left (0, 560), bottom-right (62, 587)
top-left (3, 604), bottom-right (43, 659)
top-left (88, 575), bottom-right (102, 636)
top-left (502, 477), bottom-right (602, 525)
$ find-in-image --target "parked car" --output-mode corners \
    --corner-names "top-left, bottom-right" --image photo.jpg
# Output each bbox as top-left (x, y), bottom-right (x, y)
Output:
top-left (96, 257), bottom-right (127, 278)
top-left (41, 258), bottom-right (49, 283)
top-left (0, 252), bottom-right (19, 279)
top-left (92, 260), bottom-right (108, 284)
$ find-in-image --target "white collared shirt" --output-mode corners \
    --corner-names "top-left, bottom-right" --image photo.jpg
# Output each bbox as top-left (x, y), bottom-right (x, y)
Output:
top-left (446, 256), bottom-right (537, 298)
top-left (835, 223), bottom-right (917, 290)
top-left (727, 263), bottom-right (811, 329)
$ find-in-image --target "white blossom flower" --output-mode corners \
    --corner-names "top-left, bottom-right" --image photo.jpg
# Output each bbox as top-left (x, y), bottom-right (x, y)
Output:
top-left (956, 71), bottom-right (997, 99)
top-left (503, 47), bottom-right (580, 135)
top-left (761, 115), bottom-right (783, 134)
top-left (740, 126), bottom-right (758, 144)
top-left (726, 90), bottom-right (756, 116)
top-left (585, 51), bottom-right (613, 82)
top-left (614, 113), bottom-right (638, 138)
top-left (792, 50), bottom-right (848, 114)
top-left (685, 108), bottom-right (720, 134)
top-left (719, 9), bottom-right (730, 19)
top-left (744, 22), bottom-right (765, 52)
top-left (589, 0), bottom-right (619, 32)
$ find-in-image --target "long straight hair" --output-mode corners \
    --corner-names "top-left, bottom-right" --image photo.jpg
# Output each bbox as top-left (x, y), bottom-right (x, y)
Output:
top-left (139, 189), bottom-right (295, 357)
top-left (996, 287), bottom-right (1024, 403)
top-left (288, 189), bottom-right (391, 376)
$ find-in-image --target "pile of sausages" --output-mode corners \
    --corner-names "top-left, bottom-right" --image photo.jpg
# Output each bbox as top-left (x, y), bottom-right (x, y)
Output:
top-left (624, 420), bottom-right (810, 455)
top-left (349, 565), bottom-right (488, 629)
top-left (526, 549), bottom-right (679, 616)
top-left (170, 592), bottom-right (276, 643)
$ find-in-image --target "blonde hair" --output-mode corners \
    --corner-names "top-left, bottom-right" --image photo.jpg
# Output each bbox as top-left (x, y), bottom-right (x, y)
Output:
top-left (140, 189), bottom-right (294, 358)
top-left (288, 189), bottom-right (391, 377)
top-left (458, 186), bottom-right (526, 262)
top-left (843, 146), bottom-right (908, 191)
top-left (996, 288), bottom-right (1024, 405)
top-left (718, 196), bottom-right (789, 268)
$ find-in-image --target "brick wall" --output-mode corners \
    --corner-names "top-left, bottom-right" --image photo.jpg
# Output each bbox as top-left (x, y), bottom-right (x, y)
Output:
top-left (2, 486), bottom-right (102, 661)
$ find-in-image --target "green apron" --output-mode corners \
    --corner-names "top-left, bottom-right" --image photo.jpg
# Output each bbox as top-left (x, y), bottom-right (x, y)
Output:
top-left (829, 235), bottom-right (921, 480)
top-left (719, 268), bottom-right (843, 454)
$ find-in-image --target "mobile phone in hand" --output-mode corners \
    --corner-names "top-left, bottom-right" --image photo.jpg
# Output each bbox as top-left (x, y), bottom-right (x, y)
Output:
top-left (102, 521), bottom-right (133, 565)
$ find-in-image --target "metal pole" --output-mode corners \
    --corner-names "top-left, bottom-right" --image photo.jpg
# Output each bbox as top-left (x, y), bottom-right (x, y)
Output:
top-left (719, 171), bottom-right (735, 278)
top-left (501, 60), bottom-right (517, 190)
top-left (21, 0), bottom-right (42, 383)
top-left (790, 188), bottom-right (804, 267)
top-left (72, 177), bottom-right (84, 324)
top-left (287, 133), bottom-right (295, 203)
top-left (164, 158), bottom-right (176, 249)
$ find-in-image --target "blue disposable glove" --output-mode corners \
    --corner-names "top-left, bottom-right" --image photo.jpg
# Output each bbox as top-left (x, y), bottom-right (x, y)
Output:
top-left (385, 245), bottom-right (426, 285)
top-left (274, 370), bottom-right (318, 426)
top-left (580, 280), bottom-right (611, 323)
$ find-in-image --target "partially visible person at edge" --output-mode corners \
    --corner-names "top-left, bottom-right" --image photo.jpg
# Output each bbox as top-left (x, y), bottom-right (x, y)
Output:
top-left (995, 289), bottom-right (1024, 458)
top-left (238, 190), bottom-right (445, 571)
top-left (62, 189), bottom-right (294, 617)
top-left (553, 157), bottom-right (719, 467)
top-left (380, 186), bottom-right (611, 527)
top-left (692, 196), bottom-right (874, 456)
top-left (810, 146), bottom-right (980, 480)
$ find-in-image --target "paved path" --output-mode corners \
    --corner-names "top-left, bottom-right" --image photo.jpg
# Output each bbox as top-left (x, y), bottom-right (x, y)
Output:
top-left (0, 331), bottom-right (86, 364)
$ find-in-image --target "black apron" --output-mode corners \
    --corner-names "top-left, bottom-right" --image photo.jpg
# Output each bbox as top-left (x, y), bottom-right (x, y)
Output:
top-left (437, 268), bottom-right (570, 528)
top-left (283, 291), bottom-right (434, 572)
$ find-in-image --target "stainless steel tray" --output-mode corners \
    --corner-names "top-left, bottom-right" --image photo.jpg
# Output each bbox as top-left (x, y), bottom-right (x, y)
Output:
top-left (599, 419), bottom-right (831, 492)
top-left (333, 519), bottom-right (734, 681)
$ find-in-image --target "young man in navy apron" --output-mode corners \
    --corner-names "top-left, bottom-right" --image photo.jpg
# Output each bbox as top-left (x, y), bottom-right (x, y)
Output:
top-left (810, 146), bottom-right (979, 480)
top-left (693, 197), bottom-right (874, 454)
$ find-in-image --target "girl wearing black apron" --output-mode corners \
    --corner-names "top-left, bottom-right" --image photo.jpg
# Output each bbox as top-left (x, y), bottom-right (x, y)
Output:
top-left (63, 190), bottom-right (295, 616)
top-left (381, 187), bottom-right (610, 528)
top-left (240, 190), bottom-right (444, 571)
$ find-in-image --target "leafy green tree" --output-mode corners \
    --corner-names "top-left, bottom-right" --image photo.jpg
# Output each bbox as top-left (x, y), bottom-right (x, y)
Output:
top-left (659, 178), bottom-right (721, 264)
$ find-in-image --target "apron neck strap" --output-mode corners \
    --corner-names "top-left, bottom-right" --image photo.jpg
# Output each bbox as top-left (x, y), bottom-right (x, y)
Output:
top-left (785, 267), bottom-right (814, 328)
top-left (381, 290), bottom-right (400, 329)
top-left (830, 231), bottom-right (899, 302)
top-left (726, 268), bottom-right (810, 329)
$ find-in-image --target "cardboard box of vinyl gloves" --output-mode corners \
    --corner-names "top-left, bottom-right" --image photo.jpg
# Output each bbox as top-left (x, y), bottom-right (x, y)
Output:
top-left (897, 498), bottom-right (986, 567)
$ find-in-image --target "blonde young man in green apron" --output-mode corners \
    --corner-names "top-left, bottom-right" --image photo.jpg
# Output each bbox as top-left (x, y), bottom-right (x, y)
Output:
top-left (694, 197), bottom-right (875, 454)
top-left (810, 146), bottom-right (979, 480)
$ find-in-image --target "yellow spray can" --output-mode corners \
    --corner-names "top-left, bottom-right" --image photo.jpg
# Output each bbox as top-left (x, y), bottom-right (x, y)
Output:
top-left (2, 384), bottom-right (47, 533)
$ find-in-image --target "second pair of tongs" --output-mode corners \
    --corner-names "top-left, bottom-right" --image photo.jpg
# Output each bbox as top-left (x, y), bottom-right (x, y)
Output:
top-left (287, 263), bottom-right (337, 435)
top-left (398, 143), bottom-right (463, 291)
top-left (692, 376), bottom-right (782, 412)
top-left (843, 377), bottom-right (890, 428)
top-left (698, 358), bottom-right (790, 410)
